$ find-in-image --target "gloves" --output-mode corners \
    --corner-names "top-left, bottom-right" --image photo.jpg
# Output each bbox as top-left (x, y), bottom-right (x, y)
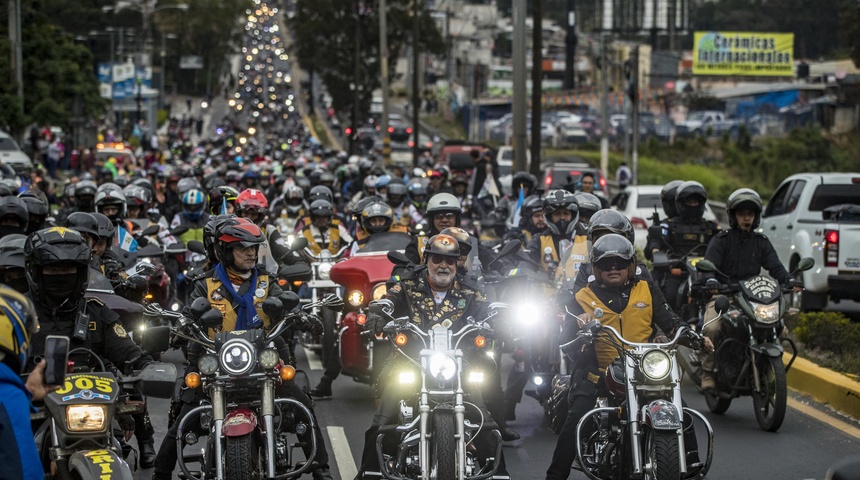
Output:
top-left (298, 314), bottom-right (323, 335)
top-left (368, 313), bottom-right (385, 336)
top-left (705, 277), bottom-right (721, 292)
top-left (788, 278), bottom-right (803, 289)
top-left (126, 275), bottom-right (149, 290)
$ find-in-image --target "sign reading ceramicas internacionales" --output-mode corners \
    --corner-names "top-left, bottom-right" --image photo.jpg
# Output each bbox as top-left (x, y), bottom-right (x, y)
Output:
top-left (692, 32), bottom-right (794, 76)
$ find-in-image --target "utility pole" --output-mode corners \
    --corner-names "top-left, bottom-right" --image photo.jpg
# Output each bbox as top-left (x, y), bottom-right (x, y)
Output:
top-left (630, 45), bottom-right (640, 186)
top-left (349, 0), bottom-right (362, 155)
top-left (530, 0), bottom-right (542, 177)
top-left (599, 34), bottom-right (609, 183)
top-left (379, 0), bottom-right (391, 165)
top-left (512, 0), bottom-right (527, 174)
top-left (411, 0), bottom-right (421, 167)
top-left (563, 0), bottom-right (576, 90)
top-left (8, 0), bottom-right (23, 136)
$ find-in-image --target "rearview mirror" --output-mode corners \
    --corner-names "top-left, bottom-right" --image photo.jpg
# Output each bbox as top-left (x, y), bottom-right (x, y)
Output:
top-left (261, 297), bottom-right (284, 319)
top-left (198, 309), bottom-right (224, 329)
top-left (279, 291), bottom-right (300, 311)
top-left (187, 240), bottom-right (206, 255)
top-left (189, 297), bottom-right (212, 320)
top-left (139, 325), bottom-right (171, 355)
top-left (140, 224), bottom-right (160, 237)
top-left (714, 296), bottom-right (731, 315)
top-left (136, 363), bottom-right (178, 399)
top-left (796, 257), bottom-right (814, 273)
top-left (290, 236), bottom-right (308, 252)
top-left (651, 251), bottom-right (670, 269)
top-left (387, 250), bottom-right (410, 266)
top-left (695, 259), bottom-right (717, 273)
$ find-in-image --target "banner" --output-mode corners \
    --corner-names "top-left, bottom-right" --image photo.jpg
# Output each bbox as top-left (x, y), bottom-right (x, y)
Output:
top-left (692, 32), bottom-right (794, 77)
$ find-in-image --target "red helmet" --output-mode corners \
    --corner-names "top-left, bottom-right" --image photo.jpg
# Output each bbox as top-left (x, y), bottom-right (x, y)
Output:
top-left (214, 217), bottom-right (265, 269)
top-left (236, 189), bottom-right (269, 225)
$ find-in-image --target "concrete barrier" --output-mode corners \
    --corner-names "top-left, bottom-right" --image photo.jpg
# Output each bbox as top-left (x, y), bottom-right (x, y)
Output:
top-left (784, 354), bottom-right (860, 419)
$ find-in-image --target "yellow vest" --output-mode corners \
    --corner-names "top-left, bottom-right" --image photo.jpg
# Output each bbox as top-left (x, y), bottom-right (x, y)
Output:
top-left (205, 274), bottom-right (273, 337)
top-left (559, 234), bottom-right (589, 281)
top-left (180, 227), bottom-right (205, 244)
top-left (302, 220), bottom-right (342, 255)
top-left (575, 280), bottom-right (654, 370)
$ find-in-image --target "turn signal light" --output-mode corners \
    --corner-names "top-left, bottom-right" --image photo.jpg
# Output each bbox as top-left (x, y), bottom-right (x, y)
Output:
top-left (395, 333), bottom-right (408, 346)
top-left (185, 372), bottom-right (201, 389)
top-left (474, 335), bottom-right (487, 348)
top-left (357, 313), bottom-right (367, 325)
top-left (292, 280), bottom-right (303, 287)
top-left (280, 365), bottom-right (296, 381)
top-left (278, 279), bottom-right (287, 286)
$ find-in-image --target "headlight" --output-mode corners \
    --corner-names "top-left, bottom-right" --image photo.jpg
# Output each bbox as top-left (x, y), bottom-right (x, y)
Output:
top-left (198, 354), bottom-right (219, 375)
top-left (66, 405), bottom-right (107, 432)
top-left (348, 290), bottom-right (365, 306)
top-left (258, 348), bottom-right (279, 369)
top-left (219, 339), bottom-right (256, 376)
top-left (641, 349), bottom-right (672, 381)
top-left (429, 353), bottom-right (457, 381)
top-left (398, 371), bottom-right (416, 384)
top-left (468, 371), bottom-right (485, 383)
top-left (317, 262), bottom-right (332, 280)
top-left (751, 302), bottom-right (780, 324)
top-left (513, 302), bottom-right (541, 326)
top-left (372, 283), bottom-right (387, 301)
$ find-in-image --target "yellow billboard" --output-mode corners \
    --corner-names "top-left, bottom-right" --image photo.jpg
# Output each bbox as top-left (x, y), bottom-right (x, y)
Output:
top-left (693, 32), bottom-right (794, 76)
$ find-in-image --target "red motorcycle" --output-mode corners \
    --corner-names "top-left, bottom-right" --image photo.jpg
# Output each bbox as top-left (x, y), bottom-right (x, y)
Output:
top-left (330, 231), bottom-right (412, 384)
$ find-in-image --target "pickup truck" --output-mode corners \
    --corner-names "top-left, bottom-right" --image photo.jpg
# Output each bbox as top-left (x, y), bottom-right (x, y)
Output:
top-left (760, 173), bottom-right (860, 310)
top-left (676, 110), bottom-right (738, 137)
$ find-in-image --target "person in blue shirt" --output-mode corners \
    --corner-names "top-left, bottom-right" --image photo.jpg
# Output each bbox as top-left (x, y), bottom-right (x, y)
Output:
top-left (0, 285), bottom-right (57, 480)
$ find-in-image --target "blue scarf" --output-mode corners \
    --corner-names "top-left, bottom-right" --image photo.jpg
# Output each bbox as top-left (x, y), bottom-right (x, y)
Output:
top-left (214, 263), bottom-right (261, 330)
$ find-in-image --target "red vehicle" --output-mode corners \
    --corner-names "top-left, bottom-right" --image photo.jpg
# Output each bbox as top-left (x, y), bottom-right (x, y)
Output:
top-left (330, 232), bottom-right (412, 384)
top-left (437, 141), bottom-right (488, 174)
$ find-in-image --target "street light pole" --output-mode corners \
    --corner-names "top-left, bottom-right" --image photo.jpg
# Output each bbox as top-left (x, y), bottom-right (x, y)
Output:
top-left (8, 0), bottom-right (24, 136)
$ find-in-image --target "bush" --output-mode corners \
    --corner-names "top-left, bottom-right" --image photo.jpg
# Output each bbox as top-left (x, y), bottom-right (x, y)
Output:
top-left (790, 311), bottom-right (860, 376)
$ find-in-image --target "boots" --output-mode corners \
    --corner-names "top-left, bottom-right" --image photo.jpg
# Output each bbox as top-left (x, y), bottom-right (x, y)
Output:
top-left (139, 438), bottom-right (157, 468)
top-left (310, 376), bottom-right (333, 397)
top-left (313, 466), bottom-right (334, 480)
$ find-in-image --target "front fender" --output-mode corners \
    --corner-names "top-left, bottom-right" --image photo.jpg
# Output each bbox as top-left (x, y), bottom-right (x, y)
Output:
top-left (751, 342), bottom-right (784, 358)
top-left (642, 399), bottom-right (682, 431)
top-left (69, 449), bottom-right (133, 480)
top-left (222, 408), bottom-right (258, 437)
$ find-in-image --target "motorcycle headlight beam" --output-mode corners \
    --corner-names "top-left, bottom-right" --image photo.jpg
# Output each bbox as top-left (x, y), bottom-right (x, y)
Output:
top-left (317, 262), bottom-right (333, 280)
top-left (751, 302), bottom-right (780, 324)
top-left (219, 339), bottom-right (256, 377)
top-left (468, 371), bottom-right (485, 383)
top-left (66, 405), bottom-right (108, 432)
top-left (348, 290), bottom-right (365, 307)
top-left (641, 349), bottom-right (672, 381)
top-left (398, 371), bottom-right (416, 384)
top-left (429, 353), bottom-right (457, 382)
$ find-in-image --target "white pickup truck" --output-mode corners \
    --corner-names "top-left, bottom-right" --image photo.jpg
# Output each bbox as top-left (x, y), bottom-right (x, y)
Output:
top-left (676, 110), bottom-right (739, 137)
top-left (760, 173), bottom-right (860, 310)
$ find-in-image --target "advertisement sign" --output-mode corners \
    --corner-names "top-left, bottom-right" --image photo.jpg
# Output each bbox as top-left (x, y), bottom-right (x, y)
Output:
top-left (692, 32), bottom-right (794, 77)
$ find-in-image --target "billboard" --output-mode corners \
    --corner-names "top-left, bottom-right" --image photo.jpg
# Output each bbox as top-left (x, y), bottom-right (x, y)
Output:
top-left (693, 32), bottom-right (794, 76)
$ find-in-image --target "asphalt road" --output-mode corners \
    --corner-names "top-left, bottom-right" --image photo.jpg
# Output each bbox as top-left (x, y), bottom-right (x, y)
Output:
top-left (136, 345), bottom-right (859, 480)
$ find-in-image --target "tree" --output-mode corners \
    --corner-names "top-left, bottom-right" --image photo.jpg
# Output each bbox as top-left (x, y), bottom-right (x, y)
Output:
top-left (289, 0), bottom-right (444, 127)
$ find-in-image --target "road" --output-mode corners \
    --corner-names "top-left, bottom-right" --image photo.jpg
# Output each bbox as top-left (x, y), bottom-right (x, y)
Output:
top-left (136, 345), bottom-right (858, 480)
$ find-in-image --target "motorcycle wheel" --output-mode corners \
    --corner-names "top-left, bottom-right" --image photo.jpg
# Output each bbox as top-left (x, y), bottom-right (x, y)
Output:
top-left (704, 387), bottom-right (732, 414)
top-left (432, 413), bottom-right (457, 480)
top-left (224, 434), bottom-right (261, 480)
top-left (752, 355), bottom-right (787, 432)
top-left (648, 430), bottom-right (681, 480)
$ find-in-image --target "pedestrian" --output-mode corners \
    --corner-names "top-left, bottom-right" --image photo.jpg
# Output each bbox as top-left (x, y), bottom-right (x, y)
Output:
top-left (616, 161), bottom-right (632, 190)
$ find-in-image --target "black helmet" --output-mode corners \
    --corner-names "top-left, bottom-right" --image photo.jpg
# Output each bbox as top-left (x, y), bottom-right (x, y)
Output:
top-left (0, 234), bottom-right (26, 269)
top-left (91, 212), bottom-right (116, 243)
top-left (675, 181), bottom-right (707, 221)
top-left (423, 233), bottom-right (460, 262)
top-left (573, 192), bottom-right (601, 223)
top-left (520, 195), bottom-right (544, 231)
top-left (94, 188), bottom-right (127, 222)
top-left (0, 196), bottom-right (29, 238)
top-left (361, 202), bottom-right (394, 234)
top-left (65, 212), bottom-right (100, 242)
top-left (308, 185), bottom-right (334, 205)
top-left (542, 189), bottom-right (578, 236)
top-left (511, 172), bottom-right (537, 194)
top-left (726, 188), bottom-right (763, 229)
top-left (283, 185), bottom-right (305, 214)
top-left (75, 180), bottom-right (98, 211)
top-left (660, 180), bottom-right (684, 219)
top-left (208, 185), bottom-right (240, 215)
top-left (386, 183), bottom-right (408, 208)
top-left (204, 214), bottom-right (236, 263)
top-left (214, 217), bottom-right (265, 270)
top-left (309, 199), bottom-right (334, 219)
top-left (587, 209), bottom-right (634, 243)
top-left (18, 190), bottom-right (48, 235)
top-left (25, 227), bottom-right (91, 310)
top-left (590, 233), bottom-right (635, 273)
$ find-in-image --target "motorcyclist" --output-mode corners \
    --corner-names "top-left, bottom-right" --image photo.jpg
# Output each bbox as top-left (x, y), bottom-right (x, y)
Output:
top-left (499, 172), bottom-right (538, 229)
top-left (403, 192), bottom-right (460, 266)
top-left (572, 191), bottom-right (601, 229)
top-left (0, 234), bottom-right (29, 293)
top-left (95, 185), bottom-right (138, 253)
top-left (385, 181), bottom-right (417, 229)
top-left (0, 285), bottom-right (54, 480)
top-left (406, 181), bottom-right (428, 217)
top-left (18, 189), bottom-right (49, 235)
top-left (152, 217), bottom-right (334, 480)
top-left (655, 181), bottom-right (720, 310)
top-left (0, 196), bottom-right (29, 239)
top-left (300, 199), bottom-right (353, 255)
top-left (699, 188), bottom-right (800, 391)
top-left (426, 168), bottom-right (452, 195)
top-left (574, 172), bottom-right (610, 209)
top-left (24, 227), bottom-right (157, 466)
top-left (546, 234), bottom-right (711, 480)
top-left (207, 185), bottom-right (239, 215)
top-left (503, 195), bottom-right (545, 247)
top-left (170, 188), bottom-right (210, 253)
top-left (525, 189), bottom-right (579, 275)
top-left (355, 234), bottom-right (509, 479)
top-left (235, 188), bottom-right (285, 273)
top-left (644, 180), bottom-right (684, 261)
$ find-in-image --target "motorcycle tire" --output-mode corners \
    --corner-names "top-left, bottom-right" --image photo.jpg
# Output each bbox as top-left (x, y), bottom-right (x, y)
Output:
top-left (704, 387), bottom-right (731, 415)
top-left (432, 412), bottom-right (457, 480)
top-left (224, 434), bottom-right (261, 480)
top-left (752, 355), bottom-right (787, 432)
top-left (648, 430), bottom-right (681, 480)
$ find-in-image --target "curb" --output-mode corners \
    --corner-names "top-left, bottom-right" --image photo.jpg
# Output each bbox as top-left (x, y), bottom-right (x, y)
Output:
top-left (784, 354), bottom-right (860, 419)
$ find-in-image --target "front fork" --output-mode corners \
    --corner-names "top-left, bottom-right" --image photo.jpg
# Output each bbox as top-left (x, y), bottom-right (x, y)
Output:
top-left (263, 378), bottom-right (277, 479)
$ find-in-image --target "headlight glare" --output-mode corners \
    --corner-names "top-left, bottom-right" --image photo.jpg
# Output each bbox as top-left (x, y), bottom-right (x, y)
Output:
top-left (751, 302), bottom-right (780, 324)
top-left (468, 371), bottom-right (485, 383)
top-left (372, 283), bottom-right (387, 301)
top-left (317, 262), bottom-right (332, 280)
top-left (398, 371), bottom-right (416, 384)
top-left (429, 353), bottom-right (457, 381)
top-left (66, 405), bottom-right (107, 432)
top-left (348, 290), bottom-right (365, 306)
top-left (641, 349), bottom-right (672, 381)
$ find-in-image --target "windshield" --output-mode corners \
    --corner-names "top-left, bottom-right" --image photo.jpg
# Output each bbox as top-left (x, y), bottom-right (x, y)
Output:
top-left (688, 112), bottom-right (706, 122)
top-left (637, 193), bottom-right (662, 209)
top-left (809, 184), bottom-right (860, 211)
top-left (358, 231), bottom-right (412, 254)
top-left (0, 137), bottom-right (21, 152)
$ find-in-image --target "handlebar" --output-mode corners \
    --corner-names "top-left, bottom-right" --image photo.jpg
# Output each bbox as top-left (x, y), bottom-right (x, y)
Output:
top-left (560, 319), bottom-right (704, 354)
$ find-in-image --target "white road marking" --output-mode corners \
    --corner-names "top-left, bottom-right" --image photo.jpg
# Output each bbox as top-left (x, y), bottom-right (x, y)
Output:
top-left (326, 426), bottom-right (358, 479)
top-left (306, 350), bottom-right (323, 371)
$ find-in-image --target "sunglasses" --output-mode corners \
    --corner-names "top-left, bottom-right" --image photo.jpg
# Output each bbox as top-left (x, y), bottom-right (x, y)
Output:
top-left (435, 213), bottom-right (457, 220)
top-left (429, 254), bottom-right (457, 266)
top-left (595, 259), bottom-right (632, 271)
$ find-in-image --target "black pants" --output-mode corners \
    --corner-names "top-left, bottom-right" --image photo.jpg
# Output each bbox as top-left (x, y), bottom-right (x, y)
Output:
top-left (153, 382), bottom-right (329, 479)
top-left (545, 368), bottom-right (699, 480)
top-left (662, 274), bottom-right (685, 314)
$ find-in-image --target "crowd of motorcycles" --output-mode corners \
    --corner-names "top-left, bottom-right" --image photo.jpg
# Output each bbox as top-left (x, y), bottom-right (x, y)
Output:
top-left (15, 2), bottom-right (832, 479)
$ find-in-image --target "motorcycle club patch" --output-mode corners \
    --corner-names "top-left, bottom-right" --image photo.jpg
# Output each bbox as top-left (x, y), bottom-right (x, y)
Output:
top-left (593, 307), bottom-right (604, 319)
top-left (113, 323), bottom-right (128, 338)
top-left (258, 280), bottom-right (267, 289)
top-left (213, 303), bottom-right (227, 313)
top-left (632, 301), bottom-right (650, 310)
top-left (457, 299), bottom-right (466, 309)
top-left (389, 284), bottom-right (401, 294)
top-left (211, 291), bottom-right (223, 301)
top-left (255, 288), bottom-right (266, 298)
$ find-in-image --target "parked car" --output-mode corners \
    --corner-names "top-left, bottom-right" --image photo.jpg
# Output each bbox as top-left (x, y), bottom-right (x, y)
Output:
top-left (0, 131), bottom-right (33, 174)
top-left (437, 142), bottom-right (486, 173)
top-left (676, 110), bottom-right (739, 137)
top-left (760, 172), bottom-right (860, 310)
top-left (611, 185), bottom-right (717, 249)
top-left (639, 113), bottom-right (675, 143)
top-left (558, 123), bottom-right (590, 145)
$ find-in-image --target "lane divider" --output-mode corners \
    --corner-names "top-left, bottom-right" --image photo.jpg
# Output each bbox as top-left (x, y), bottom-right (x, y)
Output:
top-left (787, 396), bottom-right (860, 440)
top-left (326, 426), bottom-right (358, 479)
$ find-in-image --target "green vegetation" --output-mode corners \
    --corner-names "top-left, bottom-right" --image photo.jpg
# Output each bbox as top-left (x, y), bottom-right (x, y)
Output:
top-left (422, 112), bottom-right (467, 141)
top-left (311, 115), bottom-right (333, 148)
top-left (787, 311), bottom-right (860, 378)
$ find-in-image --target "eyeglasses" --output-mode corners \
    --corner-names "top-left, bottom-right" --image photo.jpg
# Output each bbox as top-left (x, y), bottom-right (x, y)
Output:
top-left (435, 213), bottom-right (457, 220)
top-left (595, 259), bottom-right (632, 271)
top-left (429, 254), bottom-right (457, 266)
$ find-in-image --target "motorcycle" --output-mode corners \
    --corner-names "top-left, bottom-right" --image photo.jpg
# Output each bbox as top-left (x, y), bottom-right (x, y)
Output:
top-left (155, 293), bottom-right (344, 479)
top-left (31, 342), bottom-right (176, 479)
top-left (298, 245), bottom-right (349, 358)
top-left (368, 298), bottom-right (507, 480)
top-left (567, 320), bottom-right (715, 480)
top-left (694, 257), bottom-right (814, 432)
top-left (330, 231), bottom-right (412, 385)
